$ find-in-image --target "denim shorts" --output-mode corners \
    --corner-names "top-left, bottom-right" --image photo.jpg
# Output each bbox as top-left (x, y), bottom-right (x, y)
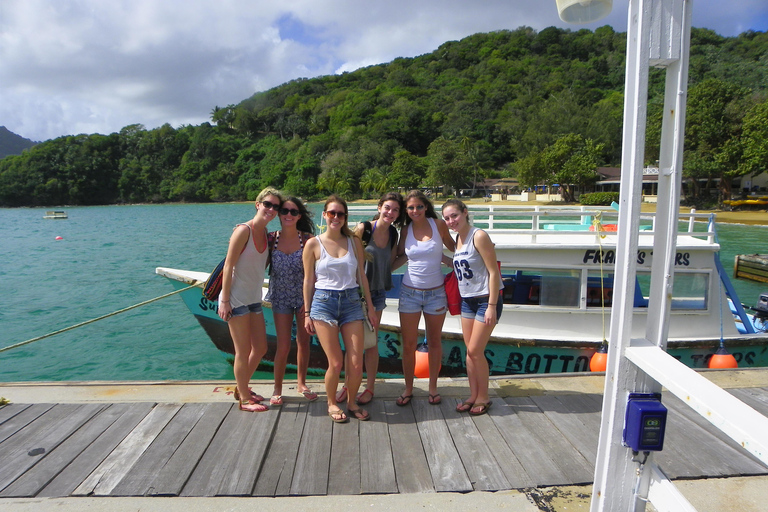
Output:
top-left (398, 285), bottom-right (447, 315)
top-left (460, 295), bottom-right (503, 323)
top-left (271, 304), bottom-right (303, 315)
top-left (310, 288), bottom-right (365, 327)
top-left (230, 302), bottom-right (263, 318)
top-left (371, 289), bottom-right (387, 312)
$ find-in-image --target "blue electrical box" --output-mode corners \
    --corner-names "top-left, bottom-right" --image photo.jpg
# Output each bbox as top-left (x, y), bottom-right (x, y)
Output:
top-left (623, 393), bottom-right (667, 452)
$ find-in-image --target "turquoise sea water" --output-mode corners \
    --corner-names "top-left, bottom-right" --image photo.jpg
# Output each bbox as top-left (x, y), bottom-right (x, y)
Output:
top-left (2, 203), bottom-right (768, 382)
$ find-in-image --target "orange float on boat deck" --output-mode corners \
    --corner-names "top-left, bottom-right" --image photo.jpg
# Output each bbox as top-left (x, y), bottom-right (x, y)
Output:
top-left (589, 224), bottom-right (618, 232)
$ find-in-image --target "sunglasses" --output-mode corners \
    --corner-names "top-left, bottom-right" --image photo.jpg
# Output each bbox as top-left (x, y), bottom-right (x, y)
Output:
top-left (279, 207), bottom-right (300, 216)
top-left (261, 200), bottom-right (280, 210)
top-left (324, 210), bottom-right (346, 219)
top-left (406, 204), bottom-right (426, 211)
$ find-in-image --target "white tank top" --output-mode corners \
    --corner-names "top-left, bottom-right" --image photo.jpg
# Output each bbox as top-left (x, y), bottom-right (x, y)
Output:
top-left (452, 227), bottom-right (503, 298)
top-left (402, 217), bottom-right (444, 289)
top-left (314, 236), bottom-right (358, 290)
top-left (225, 223), bottom-right (268, 307)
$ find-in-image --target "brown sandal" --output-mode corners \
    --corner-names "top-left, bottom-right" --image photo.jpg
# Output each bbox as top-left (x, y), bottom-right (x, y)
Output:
top-left (328, 408), bottom-right (348, 423)
top-left (348, 407), bottom-right (370, 421)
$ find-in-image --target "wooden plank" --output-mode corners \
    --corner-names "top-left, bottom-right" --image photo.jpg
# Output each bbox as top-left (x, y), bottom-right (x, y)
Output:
top-left (253, 401), bottom-right (309, 497)
top-left (149, 402), bottom-right (231, 496)
top-left (181, 403), bottom-right (279, 497)
top-left (37, 403), bottom-right (155, 497)
top-left (412, 398), bottom-right (472, 493)
top-left (290, 400), bottom-right (332, 496)
top-left (359, 399), bottom-right (397, 494)
top-left (0, 403), bottom-right (32, 426)
top-left (74, 403), bottom-right (181, 496)
top-left (110, 403), bottom-right (213, 496)
top-left (1, 403), bottom-right (120, 498)
top-left (216, 404), bottom-right (280, 496)
top-left (383, 400), bottom-right (434, 494)
top-left (0, 404), bottom-right (54, 444)
top-left (180, 404), bottom-right (250, 497)
top-left (440, 398), bottom-right (510, 491)
top-left (663, 393), bottom-right (767, 473)
top-left (531, 394), bottom-right (600, 467)
top-left (0, 404), bottom-right (103, 493)
top-left (506, 396), bottom-right (593, 484)
top-left (492, 397), bottom-right (569, 487)
top-left (467, 402), bottom-right (535, 489)
top-left (327, 409), bottom-right (361, 495)
top-left (730, 387), bottom-right (768, 417)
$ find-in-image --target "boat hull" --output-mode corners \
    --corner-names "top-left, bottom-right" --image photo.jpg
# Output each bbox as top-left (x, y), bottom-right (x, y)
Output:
top-left (167, 276), bottom-right (768, 376)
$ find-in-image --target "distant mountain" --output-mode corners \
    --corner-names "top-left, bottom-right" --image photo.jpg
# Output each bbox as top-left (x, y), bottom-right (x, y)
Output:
top-left (0, 127), bottom-right (38, 159)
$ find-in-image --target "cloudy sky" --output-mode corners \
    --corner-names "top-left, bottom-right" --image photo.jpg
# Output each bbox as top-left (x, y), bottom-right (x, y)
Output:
top-left (2, 0), bottom-right (767, 142)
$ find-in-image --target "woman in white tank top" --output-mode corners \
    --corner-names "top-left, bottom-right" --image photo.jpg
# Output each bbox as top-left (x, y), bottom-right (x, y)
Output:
top-left (442, 199), bottom-right (503, 416)
top-left (303, 195), bottom-right (377, 423)
top-left (392, 190), bottom-right (455, 407)
top-left (218, 187), bottom-right (283, 413)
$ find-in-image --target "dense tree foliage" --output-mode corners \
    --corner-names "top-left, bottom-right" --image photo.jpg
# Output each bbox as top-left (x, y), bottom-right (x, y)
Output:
top-left (1, 26), bottom-right (767, 206)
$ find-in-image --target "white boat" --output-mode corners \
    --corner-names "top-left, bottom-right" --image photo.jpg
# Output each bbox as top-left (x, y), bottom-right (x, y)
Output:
top-left (43, 210), bottom-right (67, 219)
top-left (157, 205), bottom-right (768, 376)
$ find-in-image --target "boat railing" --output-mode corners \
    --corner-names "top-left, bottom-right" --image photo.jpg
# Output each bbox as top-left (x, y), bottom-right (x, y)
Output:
top-left (348, 205), bottom-right (717, 243)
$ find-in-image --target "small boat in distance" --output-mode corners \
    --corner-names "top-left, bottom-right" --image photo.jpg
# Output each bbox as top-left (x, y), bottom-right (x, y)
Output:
top-left (157, 205), bottom-right (768, 376)
top-left (43, 210), bottom-right (68, 219)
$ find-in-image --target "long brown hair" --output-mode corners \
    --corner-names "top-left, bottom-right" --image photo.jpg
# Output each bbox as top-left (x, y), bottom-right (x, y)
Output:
top-left (404, 190), bottom-right (438, 225)
top-left (373, 191), bottom-right (406, 228)
top-left (323, 194), bottom-right (353, 237)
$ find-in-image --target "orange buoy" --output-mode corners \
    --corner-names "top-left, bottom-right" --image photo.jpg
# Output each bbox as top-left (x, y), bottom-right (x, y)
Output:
top-left (55, 236), bottom-right (63, 240)
top-left (414, 345), bottom-right (438, 378)
top-left (708, 347), bottom-right (738, 369)
top-left (590, 342), bottom-right (608, 372)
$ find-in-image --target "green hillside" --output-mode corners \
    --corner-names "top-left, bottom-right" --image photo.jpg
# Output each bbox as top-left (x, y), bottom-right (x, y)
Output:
top-left (1, 26), bottom-right (767, 207)
top-left (0, 127), bottom-right (37, 160)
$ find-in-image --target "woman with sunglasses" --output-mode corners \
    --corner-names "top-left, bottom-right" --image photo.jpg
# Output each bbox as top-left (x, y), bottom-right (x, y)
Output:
top-left (442, 199), bottom-right (503, 416)
top-left (336, 191), bottom-right (405, 406)
top-left (393, 190), bottom-right (455, 407)
top-left (303, 195), bottom-right (377, 423)
top-left (265, 196), bottom-right (317, 406)
top-left (218, 187), bottom-right (283, 412)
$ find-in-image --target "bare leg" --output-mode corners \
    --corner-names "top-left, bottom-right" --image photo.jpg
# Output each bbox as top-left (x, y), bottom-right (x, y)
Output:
top-left (341, 320), bottom-right (365, 412)
top-left (313, 320), bottom-right (344, 413)
top-left (424, 312), bottom-right (446, 397)
top-left (398, 311), bottom-right (421, 399)
top-left (295, 310), bottom-right (312, 394)
top-left (272, 312), bottom-right (293, 397)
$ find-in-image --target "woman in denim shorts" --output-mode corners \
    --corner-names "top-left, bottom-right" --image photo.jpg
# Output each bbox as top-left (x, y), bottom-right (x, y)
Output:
top-left (392, 190), bottom-right (455, 407)
top-left (303, 195), bottom-right (377, 423)
top-left (336, 191), bottom-right (405, 406)
top-left (442, 199), bottom-right (503, 416)
top-left (265, 196), bottom-right (317, 406)
top-left (218, 187), bottom-right (283, 413)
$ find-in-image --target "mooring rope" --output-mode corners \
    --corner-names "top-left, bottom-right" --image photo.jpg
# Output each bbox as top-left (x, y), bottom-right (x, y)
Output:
top-left (592, 211), bottom-right (608, 343)
top-left (0, 284), bottom-right (199, 354)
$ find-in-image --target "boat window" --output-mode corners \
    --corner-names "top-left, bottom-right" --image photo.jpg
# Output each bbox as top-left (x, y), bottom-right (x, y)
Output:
top-left (586, 272), bottom-right (614, 308)
top-left (501, 270), bottom-right (580, 307)
top-left (635, 271), bottom-right (709, 310)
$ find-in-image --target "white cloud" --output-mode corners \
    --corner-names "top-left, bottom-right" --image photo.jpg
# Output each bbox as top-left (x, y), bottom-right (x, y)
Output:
top-left (1, 0), bottom-right (766, 142)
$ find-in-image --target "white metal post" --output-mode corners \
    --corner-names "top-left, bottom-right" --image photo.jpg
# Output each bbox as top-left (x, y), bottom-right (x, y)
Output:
top-left (590, 1), bottom-right (691, 510)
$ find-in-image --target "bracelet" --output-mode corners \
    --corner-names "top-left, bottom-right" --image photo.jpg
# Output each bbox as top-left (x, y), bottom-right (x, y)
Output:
top-left (304, 313), bottom-right (310, 316)
top-left (488, 303), bottom-right (497, 306)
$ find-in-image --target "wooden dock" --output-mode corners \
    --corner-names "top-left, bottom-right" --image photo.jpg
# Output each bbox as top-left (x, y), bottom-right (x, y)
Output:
top-left (734, 254), bottom-right (768, 284)
top-left (2, 384), bottom-right (767, 499)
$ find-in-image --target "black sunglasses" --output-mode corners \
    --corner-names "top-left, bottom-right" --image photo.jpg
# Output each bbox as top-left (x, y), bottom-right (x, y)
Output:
top-left (261, 200), bottom-right (280, 210)
top-left (279, 207), bottom-right (300, 216)
top-left (325, 210), bottom-right (346, 219)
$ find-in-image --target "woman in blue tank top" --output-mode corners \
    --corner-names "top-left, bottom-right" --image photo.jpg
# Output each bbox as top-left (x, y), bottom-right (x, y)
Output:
top-left (265, 196), bottom-right (317, 406)
top-left (442, 199), bottom-right (503, 416)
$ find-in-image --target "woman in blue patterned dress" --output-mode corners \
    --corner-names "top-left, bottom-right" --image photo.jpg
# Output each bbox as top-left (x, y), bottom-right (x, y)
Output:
top-left (265, 196), bottom-right (318, 406)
